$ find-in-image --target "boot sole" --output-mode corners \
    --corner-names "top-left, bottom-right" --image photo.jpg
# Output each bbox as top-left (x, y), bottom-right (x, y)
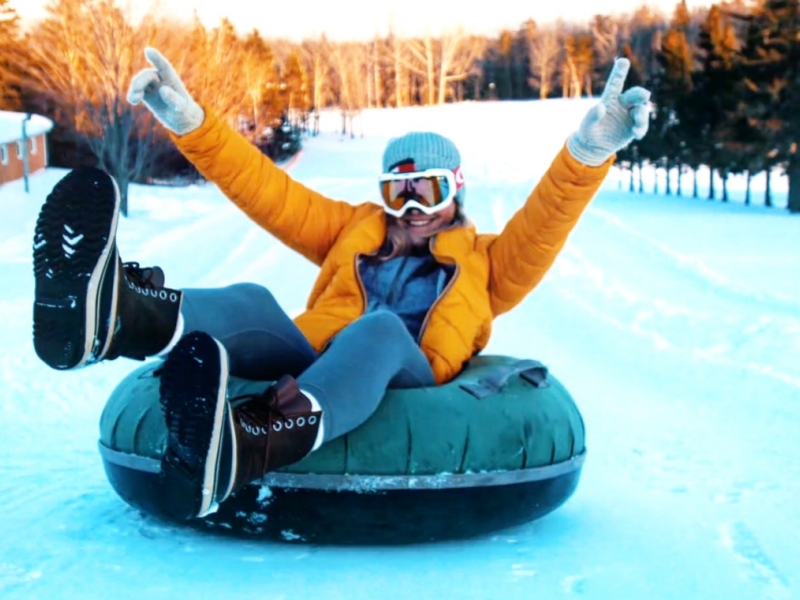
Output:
top-left (32, 168), bottom-right (121, 370)
top-left (159, 332), bottom-right (234, 520)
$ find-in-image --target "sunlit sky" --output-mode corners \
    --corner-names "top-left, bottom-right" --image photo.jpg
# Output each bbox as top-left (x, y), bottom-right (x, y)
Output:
top-left (12, 0), bottom-right (712, 41)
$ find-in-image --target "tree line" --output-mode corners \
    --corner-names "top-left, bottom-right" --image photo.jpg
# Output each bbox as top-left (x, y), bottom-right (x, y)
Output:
top-left (620, 0), bottom-right (800, 213)
top-left (1, 0), bottom-right (798, 213)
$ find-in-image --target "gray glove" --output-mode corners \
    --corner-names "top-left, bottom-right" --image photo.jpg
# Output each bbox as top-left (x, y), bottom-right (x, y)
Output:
top-left (566, 58), bottom-right (651, 167)
top-left (127, 47), bottom-right (204, 136)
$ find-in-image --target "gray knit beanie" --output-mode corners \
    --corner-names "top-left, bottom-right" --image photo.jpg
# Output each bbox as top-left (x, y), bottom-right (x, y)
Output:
top-left (381, 132), bottom-right (465, 205)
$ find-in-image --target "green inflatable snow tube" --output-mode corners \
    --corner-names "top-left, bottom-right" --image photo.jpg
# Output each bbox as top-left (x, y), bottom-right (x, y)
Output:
top-left (99, 355), bottom-right (586, 544)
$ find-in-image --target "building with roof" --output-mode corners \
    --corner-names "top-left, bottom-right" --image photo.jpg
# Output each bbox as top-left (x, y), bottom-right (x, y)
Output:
top-left (0, 111), bottom-right (55, 185)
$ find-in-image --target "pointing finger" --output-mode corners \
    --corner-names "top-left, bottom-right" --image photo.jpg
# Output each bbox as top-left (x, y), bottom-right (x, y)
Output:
top-left (601, 58), bottom-right (631, 103)
top-left (144, 47), bottom-right (177, 79)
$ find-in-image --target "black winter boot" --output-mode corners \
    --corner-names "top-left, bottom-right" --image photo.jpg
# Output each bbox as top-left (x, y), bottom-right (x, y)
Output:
top-left (159, 331), bottom-right (321, 520)
top-left (102, 261), bottom-right (183, 362)
top-left (32, 168), bottom-right (182, 369)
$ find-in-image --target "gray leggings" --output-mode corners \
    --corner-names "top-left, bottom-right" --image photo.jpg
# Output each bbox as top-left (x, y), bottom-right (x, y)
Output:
top-left (180, 283), bottom-right (435, 442)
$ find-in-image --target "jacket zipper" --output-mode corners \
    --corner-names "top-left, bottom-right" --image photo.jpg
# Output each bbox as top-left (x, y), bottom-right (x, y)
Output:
top-left (417, 238), bottom-right (460, 343)
top-left (353, 252), bottom-right (369, 314)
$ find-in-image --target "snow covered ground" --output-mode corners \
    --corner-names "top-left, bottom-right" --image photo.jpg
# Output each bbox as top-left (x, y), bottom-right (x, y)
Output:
top-left (1, 98), bottom-right (798, 599)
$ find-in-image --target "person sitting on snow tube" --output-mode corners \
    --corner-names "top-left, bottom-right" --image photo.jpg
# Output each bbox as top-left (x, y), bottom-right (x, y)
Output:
top-left (31, 48), bottom-right (651, 522)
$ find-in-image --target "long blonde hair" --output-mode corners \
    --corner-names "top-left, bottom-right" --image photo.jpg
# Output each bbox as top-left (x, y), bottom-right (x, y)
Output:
top-left (374, 204), bottom-right (467, 262)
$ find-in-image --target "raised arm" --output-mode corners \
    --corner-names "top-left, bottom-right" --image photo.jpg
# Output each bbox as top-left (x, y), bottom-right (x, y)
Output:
top-left (168, 112), bottom-right (359, 265)
top-left (486, 147), bottom-right (613, 315)
top-left (488, 58), bottom-right (651, 315)
top-left (128, 47), bottom-right (358, 266)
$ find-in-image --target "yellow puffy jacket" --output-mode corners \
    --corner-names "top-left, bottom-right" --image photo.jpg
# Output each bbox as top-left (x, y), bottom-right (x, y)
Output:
top-left (171, 112), bottom-right (613, 384)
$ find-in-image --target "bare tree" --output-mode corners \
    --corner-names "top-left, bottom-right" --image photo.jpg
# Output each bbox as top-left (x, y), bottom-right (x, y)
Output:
top-left (436, 28), bottom-right (484, 104)
top-left (365, 42), bottom-right (374, 108)
top-left (364, 37), bottom-right (390, 108)
top-left (577, 34), bottom-right (594, 96)
top-left (300, 36), bottom-right (334, 136)
top-left (83, 1), bottom-right (164, 215)
top-left (592, 14), bottom-right (620, 68)
top-left (385, 27), bottom-right (483, 106)
top-left (372, 37), bottom-right (383, 108)
top-left (404, 30), bottom-right (437, 105)
top-left (560, 32), bottom-right (593, 98)
top-left (24, 0), bottom-right (164, 215)
top-left (24, 0), bottom-right (88, 128)
top-left (389, 30), bottom-right (409, 107)
top-left (0, 0), bottom-right (21, 109)
top-left (302, 36), bottom-right (332, 113)
top-left (330, 42), bottom-right (367, 137)
top-left (527, 23), bottom-right (559, 99)
top-left (562, 34), bottom-right (580, 98)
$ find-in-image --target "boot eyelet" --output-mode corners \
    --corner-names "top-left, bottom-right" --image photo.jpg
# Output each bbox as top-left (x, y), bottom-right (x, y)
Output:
top-left (308, 416), bottom-right (317, 425)
top-left (297, 417), bottom-right (305, 427)
top-left (260, 426), bottom-right (269, 435)
top-left (170, 292), bottom-right (179, 302)
top-left (285, 418), bottom-right (294, 429)
top-left (159, 290), bottom-right (168, 300)
top-left (273, 421), bottom-right (283, 432)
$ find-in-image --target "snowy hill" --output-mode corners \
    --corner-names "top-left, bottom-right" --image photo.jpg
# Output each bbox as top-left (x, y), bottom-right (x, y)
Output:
top-left (0, 97), bottom-right (798, 599)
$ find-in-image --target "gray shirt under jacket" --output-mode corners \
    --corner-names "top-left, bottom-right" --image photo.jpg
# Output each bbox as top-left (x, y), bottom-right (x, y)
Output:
top-left (358, 247), bottom-right (455, 342)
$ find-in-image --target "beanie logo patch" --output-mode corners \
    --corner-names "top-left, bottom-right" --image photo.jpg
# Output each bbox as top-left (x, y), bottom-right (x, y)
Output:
top-left (391, 159), bottom-right (417, 173)
top-left (454, 165), bottom-right (465, 189)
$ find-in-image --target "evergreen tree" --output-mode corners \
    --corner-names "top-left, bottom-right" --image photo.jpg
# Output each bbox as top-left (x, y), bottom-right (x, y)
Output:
top-left (733, 0), bottom-right (800, 211)
top-left (512, 25), bottom-right (534, 98)
top-left (496, 31), bottom-right (514, 99)
top-left (688, 5), bottom-right (740, 201)
top-left (653, 1), bottom-right (694, 196)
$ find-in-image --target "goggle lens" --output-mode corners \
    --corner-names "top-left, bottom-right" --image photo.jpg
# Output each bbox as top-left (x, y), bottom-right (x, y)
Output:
top-left (379, 174), bottom-right (451, 211)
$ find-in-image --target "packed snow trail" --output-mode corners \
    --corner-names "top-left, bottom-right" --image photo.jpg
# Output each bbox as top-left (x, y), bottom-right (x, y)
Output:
top-left (0, 100), bottom-right (797, 599)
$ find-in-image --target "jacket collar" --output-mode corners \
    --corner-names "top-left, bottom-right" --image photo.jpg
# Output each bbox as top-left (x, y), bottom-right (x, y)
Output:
top-left (430, 221), bottom-right (476, 261)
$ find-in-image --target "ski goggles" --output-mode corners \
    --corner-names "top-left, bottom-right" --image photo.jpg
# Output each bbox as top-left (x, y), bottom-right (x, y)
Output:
top-left (378, 167), bottom-right (463, 217)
